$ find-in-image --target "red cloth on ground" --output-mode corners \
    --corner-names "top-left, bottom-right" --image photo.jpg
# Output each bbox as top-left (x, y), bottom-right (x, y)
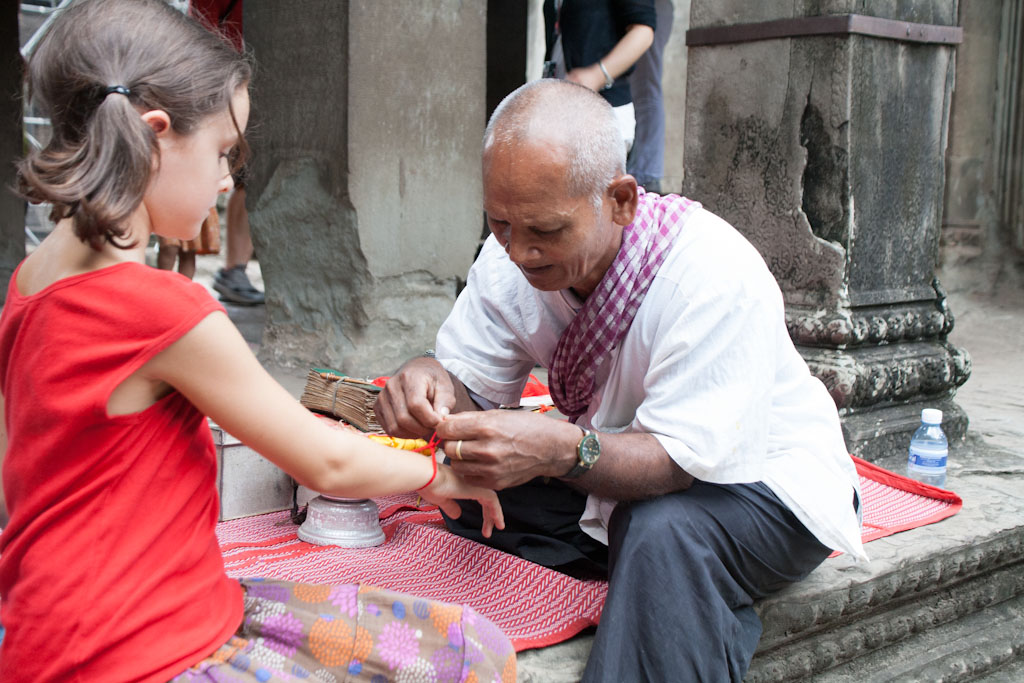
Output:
top-left (0, 263), bottom-right (241, 683)
top-left (218, 459), bottom-right (963, 652)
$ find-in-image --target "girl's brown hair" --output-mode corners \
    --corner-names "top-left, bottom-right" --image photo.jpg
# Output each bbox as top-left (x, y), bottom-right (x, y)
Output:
top-left (18, 0), bottom-right (252, 250)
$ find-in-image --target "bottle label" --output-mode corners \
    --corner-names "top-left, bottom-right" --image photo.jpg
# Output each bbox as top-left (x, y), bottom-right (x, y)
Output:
top-left (909, 444), bottom-right (947, 469)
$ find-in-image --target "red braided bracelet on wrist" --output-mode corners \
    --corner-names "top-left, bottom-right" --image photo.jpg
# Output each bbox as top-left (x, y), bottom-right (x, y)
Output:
top-left (417, 454), bottom-right (438, 491)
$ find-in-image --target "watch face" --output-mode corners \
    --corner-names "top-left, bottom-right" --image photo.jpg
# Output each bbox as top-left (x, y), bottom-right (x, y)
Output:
top-left (579, 433), bottom-right (601, 466)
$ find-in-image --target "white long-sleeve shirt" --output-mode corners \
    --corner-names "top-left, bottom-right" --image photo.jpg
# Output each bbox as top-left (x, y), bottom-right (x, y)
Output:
top-left (436, 207), bottom-right (866, 560)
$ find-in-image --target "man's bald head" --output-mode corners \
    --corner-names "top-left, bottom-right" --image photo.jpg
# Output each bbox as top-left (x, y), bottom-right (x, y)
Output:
top-left (483, 80), bottom-right (626, 207)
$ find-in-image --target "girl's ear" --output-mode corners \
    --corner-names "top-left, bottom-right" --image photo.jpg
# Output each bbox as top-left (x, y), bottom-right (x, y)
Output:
top-left (140, 109), bottom-right (172, 137)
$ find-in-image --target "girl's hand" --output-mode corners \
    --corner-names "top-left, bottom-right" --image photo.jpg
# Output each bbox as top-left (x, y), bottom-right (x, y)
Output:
top-left (417, 464), bottom-right (505, 538)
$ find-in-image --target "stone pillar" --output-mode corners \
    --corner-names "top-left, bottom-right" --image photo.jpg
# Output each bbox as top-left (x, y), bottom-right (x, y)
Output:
top-left (994, 1), bottom-right (1024, 253)
top-left (243, 2), bottom-right (486, 376)
top-left (1, 3), bottom-right (23, 302)
top-left (683, 2), bottom-right (970, 462)
top-left (941, 1), bottom-right (1024, 284)
top-left (941, 3), bottom-right (1001, 265)
top-left (659, 0), bottom-right (691, 194)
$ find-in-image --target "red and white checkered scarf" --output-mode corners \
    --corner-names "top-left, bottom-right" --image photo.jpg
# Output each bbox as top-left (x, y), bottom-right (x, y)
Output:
top-left (549, 190), bottom-right (700, 419)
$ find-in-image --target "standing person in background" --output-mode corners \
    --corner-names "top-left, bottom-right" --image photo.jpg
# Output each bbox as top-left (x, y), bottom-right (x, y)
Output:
top-left (190, 0), bottom-right (265, 306)
top-left (543, 0), bottom-right (655, 151)
top-left (628, 0), bottom-right (673, 193)
top-left (215, 185), bottom-right (264, 305)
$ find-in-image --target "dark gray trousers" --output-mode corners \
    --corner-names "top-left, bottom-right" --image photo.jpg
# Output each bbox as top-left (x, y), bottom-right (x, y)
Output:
top-left (583, 482), bottom-right (832, 683)
top-left (445, 479), bottom-right (834, 682)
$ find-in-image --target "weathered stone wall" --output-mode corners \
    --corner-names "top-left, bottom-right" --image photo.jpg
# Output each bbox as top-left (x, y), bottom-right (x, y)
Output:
top-left (941, 3), bottom-right (1001, 263)
top-left (942, 0), bottom-right (1024, 284)
top-left (684, 0), bottom-right (970, 459)
top-left (243, 2), bottom-right (485, 376)
top-left (0, 4), bottom-right (23, 302)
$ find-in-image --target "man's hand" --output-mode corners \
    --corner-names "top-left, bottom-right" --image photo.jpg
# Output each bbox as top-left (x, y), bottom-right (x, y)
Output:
top-left (435, 410), bottom-right (582, 490)
top-left (437, 408), bottom-right (696, 500)
top-left (375, 357), bottom-right (458, 438)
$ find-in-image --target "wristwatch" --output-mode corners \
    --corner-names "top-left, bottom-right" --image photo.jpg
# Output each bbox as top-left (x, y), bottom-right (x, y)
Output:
top-left (563, 428), bottom-right (601, 479)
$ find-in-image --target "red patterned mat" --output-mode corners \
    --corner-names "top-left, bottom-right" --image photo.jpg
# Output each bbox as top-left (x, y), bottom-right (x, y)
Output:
top-left (851, 455), bottom-right (962, 544)
top-left (217, 494), bottom-right (608, 651)
top-left (217, 458), bottom-right (962, 652)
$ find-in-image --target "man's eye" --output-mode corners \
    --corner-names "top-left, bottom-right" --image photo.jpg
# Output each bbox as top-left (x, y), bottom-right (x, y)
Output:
top-left (531, 225), bottom-right (561, 236)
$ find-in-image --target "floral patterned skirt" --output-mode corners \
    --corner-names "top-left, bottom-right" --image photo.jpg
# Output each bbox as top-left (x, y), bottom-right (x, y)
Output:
top-left (169, 578), bottom-right (516, 683)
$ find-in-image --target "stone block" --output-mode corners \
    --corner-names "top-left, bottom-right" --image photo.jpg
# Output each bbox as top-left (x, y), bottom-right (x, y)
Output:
top-left (210, 422), bottom-right (293, 521)
top-left (748, 470), bottom-right (1024, 680)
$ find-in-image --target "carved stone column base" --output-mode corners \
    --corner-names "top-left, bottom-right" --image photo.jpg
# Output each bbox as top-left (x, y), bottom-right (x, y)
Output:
top-left (801, 341), bottom-right (971, 412)
top-left (800, 341), bottom-right (971, 465)
top-left (840, 398), bottom-right (968, 468)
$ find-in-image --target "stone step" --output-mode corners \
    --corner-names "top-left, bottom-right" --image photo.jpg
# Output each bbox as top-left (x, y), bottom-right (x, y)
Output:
top-left (517, 470), bottom-right (1024, 682)
top-left (747, 472), bottom-right (1024, 681)
top-left (970, 653), bottom-right (1024, 683)
top-left (803, 593), bottom-right (1024, 682)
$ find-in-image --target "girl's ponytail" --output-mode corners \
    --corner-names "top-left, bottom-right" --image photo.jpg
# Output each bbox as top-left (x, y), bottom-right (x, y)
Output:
top-left (18, 0), bottom-right (252, 250)
top-left (20, 87), bottom-right (155, 250)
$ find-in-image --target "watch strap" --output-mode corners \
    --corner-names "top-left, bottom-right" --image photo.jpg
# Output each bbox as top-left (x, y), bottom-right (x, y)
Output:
top-left (563, 428), bottom-right (596, 479)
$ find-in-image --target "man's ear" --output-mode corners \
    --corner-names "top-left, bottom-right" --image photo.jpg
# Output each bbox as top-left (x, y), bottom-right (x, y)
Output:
top-left (140, 109), bottom-right (172, 137)
top-left (608, 174), bottom-right (639, 227)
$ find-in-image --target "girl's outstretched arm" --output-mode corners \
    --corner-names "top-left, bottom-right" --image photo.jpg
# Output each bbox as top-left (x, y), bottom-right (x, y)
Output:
top-left (144, 311), bottom-right (504, 536)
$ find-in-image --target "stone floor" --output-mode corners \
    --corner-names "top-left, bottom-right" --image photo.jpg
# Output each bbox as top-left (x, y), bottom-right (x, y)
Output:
top-left (941, 250), bottom-right (1024, 460)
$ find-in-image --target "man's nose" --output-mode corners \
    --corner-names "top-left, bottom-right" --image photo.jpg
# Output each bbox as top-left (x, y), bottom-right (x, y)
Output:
top-left (505, 233), bottom-right (531, 264)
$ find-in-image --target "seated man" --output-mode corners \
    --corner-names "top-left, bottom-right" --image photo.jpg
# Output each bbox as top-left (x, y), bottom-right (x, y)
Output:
top-left (376, 79), bottom-right (865, 682)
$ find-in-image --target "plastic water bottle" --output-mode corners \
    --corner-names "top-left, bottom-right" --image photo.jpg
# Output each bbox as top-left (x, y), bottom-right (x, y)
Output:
top-left (907, 408), bottom-right (948, 487)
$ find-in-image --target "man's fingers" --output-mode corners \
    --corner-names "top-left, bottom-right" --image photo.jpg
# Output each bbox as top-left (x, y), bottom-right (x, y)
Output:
top-left (375, 376), bottom-right (419, 434)
top-left (404, 390), bottom-right (441, 434)
top-left (430, 379), bottom-right (456, 421)
top-left (376, 375), bottom-right (435, 438)
top-left (373, 389), bottom-right (399, 434)
top-left (434, 411), bottom-right (489, 441)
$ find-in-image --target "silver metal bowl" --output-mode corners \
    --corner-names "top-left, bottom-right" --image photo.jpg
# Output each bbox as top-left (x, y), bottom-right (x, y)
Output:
top-left (297, 495), bottom-right (386, 548)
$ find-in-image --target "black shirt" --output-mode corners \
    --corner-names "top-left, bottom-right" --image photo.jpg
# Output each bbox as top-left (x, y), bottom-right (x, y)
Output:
top-left (543, 0), bottom-right (657, 107)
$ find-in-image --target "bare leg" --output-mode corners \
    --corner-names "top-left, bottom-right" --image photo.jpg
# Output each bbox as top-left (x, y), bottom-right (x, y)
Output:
top-left (177, 251), bottom-right (196, 280)
top-left (225, 187), bottom-right (253, 269)
top-left (157, 242), bottom-right (179, 271)
top-left (214, 186), bottom-right (264, 305)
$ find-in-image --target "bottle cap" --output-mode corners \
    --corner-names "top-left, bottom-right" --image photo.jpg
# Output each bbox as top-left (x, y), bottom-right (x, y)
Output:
top-left (921, 408), bottom-right (943, 424)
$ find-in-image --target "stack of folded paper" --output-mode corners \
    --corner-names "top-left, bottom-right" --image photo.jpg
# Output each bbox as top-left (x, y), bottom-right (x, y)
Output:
top-left (299, 368), bottom-right (382, 432)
